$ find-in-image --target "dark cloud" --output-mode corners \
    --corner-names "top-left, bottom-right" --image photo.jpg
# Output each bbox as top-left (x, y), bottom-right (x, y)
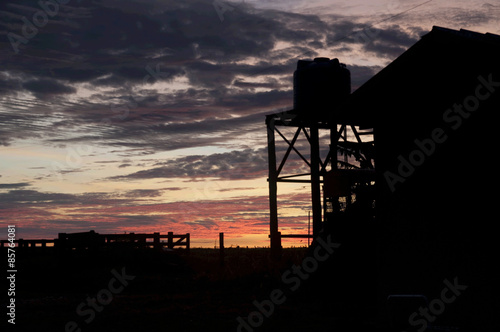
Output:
top-left (346, 64), bottom-right (384, 91)
top-left (22, 78), bottom-right (76, 98)
top-left (109, 147), bottom-right (268, 180)
top-left (0, 182), bottom-right (31, 189)
top-left (0, 0), bottom-right (403, 149)
top-left (162, 187), bottom-right (184, 191)
top-left (185, 219), bottom-right (218, 230)
top-left (0, 189), bottom-right (121, 208)
top-left (0, 190), bottom-right (74, 208)
top-left (216, 187), bottom-right (256, 192)
top-left (362, 25), bottom-right (421, 57)
top-left (326, 22), bottom-right (421, 58)
top-left (118, 163), bottom-right (132, 168)
top-left (122, 189), bottom-right (164, 198)
top-left (233, 78), bottom-right (282, 89)
top-left (0, 71), bottom-right (23, 96)
top-left (113, 214), bottom-right (165, 226)
top-left (46, 105), bottom-right (280, 153)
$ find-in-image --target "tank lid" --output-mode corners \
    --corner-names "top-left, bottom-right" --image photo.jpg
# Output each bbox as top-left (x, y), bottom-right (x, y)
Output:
top-left (313, 57), bottom-right (330, 62)
top-left (297, 59), bottom-right (313, 69)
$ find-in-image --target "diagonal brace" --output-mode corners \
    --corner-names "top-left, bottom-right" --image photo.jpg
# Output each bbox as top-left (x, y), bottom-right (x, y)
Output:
top-left (275, 127), bottom-right (311, 171)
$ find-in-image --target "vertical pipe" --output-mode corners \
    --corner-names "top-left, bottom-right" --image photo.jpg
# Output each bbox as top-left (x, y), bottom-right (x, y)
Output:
top-left (310, 125), bottom-right (322, 238)
top-left (308, 211), bottom-right (311, 246)
top-left (267, 116), bottom-right (281, 257)
top-left (325, 124), bottom-right (339, 234)
top-left (344, 125), bottom-right (351, 208)
top-left (331, 126), bottom-right (338, 170)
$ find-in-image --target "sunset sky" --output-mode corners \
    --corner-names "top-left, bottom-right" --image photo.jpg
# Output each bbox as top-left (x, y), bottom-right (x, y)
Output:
top-left (1, 0), bottom-right (499, 247)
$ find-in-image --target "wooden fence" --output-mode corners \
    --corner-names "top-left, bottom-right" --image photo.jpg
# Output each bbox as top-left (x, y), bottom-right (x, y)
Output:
top-left (99, 232), bottom-right (190, 250)
top-left (1, 231), bottom-right (190, 251)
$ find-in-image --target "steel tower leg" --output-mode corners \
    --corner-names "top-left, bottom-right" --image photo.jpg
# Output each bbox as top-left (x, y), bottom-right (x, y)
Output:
top-left (267, 117), bottom-right (281, 257)
top-left (310, 125), bottom-right (322, 239)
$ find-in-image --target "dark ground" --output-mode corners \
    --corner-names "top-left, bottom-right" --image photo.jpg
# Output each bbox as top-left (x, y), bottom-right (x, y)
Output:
top-left (2, 246), bottom-right (381, 332)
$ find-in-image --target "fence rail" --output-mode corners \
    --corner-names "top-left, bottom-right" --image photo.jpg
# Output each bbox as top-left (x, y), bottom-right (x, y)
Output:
top-left (0, 239), bottom-right (56, 249)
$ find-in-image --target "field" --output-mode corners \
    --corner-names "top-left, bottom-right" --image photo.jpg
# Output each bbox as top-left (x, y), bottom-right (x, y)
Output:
top-left (4, 246), bottom-right (380, 332)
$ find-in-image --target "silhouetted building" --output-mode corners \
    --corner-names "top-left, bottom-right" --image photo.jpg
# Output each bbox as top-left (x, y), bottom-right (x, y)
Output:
top-left (267, 26), bottom-right (500, 330)
top-left (341, 26), bottom-right (500, 330)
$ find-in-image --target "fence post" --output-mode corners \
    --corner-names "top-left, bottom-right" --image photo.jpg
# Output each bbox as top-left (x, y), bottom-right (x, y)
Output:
top-left (186, 233), bottom-right (190, 252)
top-left (167, 232), bottom-right (173, 249)
top-left (219, 232), bottom-right (224, 266)
top-left (271, 232), bottom-right (282, 259)
top-left (154, 232), bottom-right (160, 250)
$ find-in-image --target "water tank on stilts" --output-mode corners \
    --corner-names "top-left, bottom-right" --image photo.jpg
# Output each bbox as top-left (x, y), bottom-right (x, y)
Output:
top-left (293, 57), bottom-right (351, 121)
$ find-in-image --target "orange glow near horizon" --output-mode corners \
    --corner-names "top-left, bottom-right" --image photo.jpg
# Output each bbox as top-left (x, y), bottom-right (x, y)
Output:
top-left (2, 188), bottom-right (313, 248)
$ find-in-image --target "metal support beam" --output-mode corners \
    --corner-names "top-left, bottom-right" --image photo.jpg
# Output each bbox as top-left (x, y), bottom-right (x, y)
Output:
top-left (266, 116), bottom-right (281, 257)
top-left (275, 127), bottom-right (311, 169)
top-left (276, 127), bottom-right (303, 176)
top-left (266, 110), bottom-right (375, 251)
top-left (310, 125), bottom-right (322, 238)
top-left (302, 127), bottom-right (325, 170)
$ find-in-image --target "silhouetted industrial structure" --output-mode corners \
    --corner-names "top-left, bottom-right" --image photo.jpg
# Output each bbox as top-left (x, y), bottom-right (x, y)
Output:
top-left (266, 26), bottom-right (500, 331)
top-left (267, 57), bottom-right (375, 251)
